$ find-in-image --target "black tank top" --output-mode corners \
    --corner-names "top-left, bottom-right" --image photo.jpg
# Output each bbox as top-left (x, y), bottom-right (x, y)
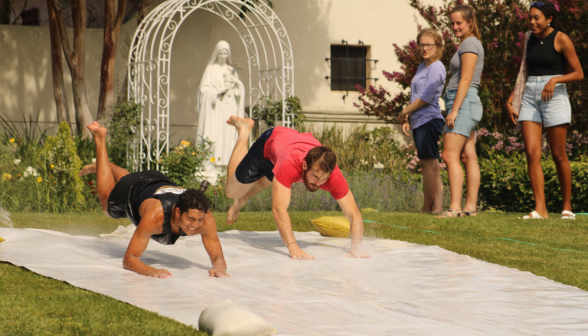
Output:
top-left (526, 29), bottom-right (564, 76)
top-left (127, 178), bottom-right (187, 245)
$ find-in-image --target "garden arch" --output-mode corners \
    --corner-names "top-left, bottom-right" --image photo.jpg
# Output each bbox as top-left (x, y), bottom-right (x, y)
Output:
top-left (127, 0), bottom-right (295, 170)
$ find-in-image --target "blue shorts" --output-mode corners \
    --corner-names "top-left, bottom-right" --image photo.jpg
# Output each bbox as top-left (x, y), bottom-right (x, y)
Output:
top-left (519, 75), bottom-right (571, 127)
top-left (413, 118), bottom-right (444, 160)
top-left (443, 88), bottom-right (483, 137)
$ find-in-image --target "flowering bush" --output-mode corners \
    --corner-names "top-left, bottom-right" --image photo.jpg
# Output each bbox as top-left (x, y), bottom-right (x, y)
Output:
top-left (39, 122), bottom-right (86, 208)
top-left (355, 0), bottom-right (588, 132)
top-left (159, 139), bottom-right (211, 188)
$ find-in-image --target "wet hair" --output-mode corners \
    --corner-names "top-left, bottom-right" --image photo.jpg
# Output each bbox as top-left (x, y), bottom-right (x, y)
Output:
top-left (304, 146), bottom-right (337, 174)
top-left (176, 189), bottom-right (211, 214)
top-left (417, 28), bottom-right (445, 63)
top-left (530, 0), bottom-right (565, 33)
top-left (451, 5), bottom-right (482, 41)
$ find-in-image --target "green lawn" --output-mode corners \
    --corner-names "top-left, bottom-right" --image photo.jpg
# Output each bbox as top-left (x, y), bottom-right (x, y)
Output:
top-left (1, 211), bottom-right (588, 335)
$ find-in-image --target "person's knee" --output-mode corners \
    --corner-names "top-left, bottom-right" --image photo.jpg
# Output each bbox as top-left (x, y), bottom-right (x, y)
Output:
top-left (551, 150), bottom-right (569, 165)
top-left (526, 149), bottom-right (542, 164)
top-left (441, 151), bottom-right (459, 165)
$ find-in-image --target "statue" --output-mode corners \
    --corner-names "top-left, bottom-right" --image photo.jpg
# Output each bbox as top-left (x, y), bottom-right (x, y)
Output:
top-left (197, 40), bottom-right (245, 184)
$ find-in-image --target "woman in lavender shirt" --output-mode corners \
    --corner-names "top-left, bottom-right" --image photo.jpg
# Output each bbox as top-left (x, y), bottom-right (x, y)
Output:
top-left (398, 28), bottom-right (446, 214)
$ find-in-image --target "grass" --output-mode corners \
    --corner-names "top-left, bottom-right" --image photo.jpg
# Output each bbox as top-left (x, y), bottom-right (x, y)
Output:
top-left (2, 211), bottom-right (588, 335)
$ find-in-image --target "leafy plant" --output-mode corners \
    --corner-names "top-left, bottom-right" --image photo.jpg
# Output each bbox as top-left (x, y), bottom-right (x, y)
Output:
top-left (39, 122), bottom-right (86, 210)
top-left (104, 100), bottom-right (141, 168)
top-left (158, 139), bottom-right (211, 189)
top-left (251, 96), bottom-right (305, 128)
top-left (479, 152), bottom-right (588, 212)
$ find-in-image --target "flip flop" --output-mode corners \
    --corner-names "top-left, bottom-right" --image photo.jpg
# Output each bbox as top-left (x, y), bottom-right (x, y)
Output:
top-left (437, 208), bottom-right (459, 218)
top-left (519, 211), bottom-right (543, 219)
top-left (561, 210), bottom-right (576, 220)
top-left (460, 210), bottom-right (477, 216)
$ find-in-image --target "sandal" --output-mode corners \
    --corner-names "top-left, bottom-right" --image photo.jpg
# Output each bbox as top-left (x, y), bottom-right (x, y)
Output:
top-left (561, 210), bottom-right (576, 220)
top-left (519, 211), bottom-right (543, 219)
top-left (460, 210), bottom-right (477, 216)
top-left (437, 208), bottom-right (459, 218)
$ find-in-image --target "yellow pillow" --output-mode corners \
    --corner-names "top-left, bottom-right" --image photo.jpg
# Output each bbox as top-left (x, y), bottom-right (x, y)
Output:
top-left (311, 216), bottom-right (350, 238)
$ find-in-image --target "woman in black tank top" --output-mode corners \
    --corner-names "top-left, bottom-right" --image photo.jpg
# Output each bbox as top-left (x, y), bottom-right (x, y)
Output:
top-left (506, 1), bottom-right (583, 219)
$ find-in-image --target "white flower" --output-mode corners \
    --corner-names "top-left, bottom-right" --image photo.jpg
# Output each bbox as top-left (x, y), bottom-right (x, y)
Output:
top-left (13, 159), bottom-right (21, 165)
top-left (92, 158), bottom-right (96, 163)
top-left (360, 159), bottom-right (368, 165)
top-left (374, 162), bottom-right (384, 169)
top-left (24, 167), bottom-right (38, 177)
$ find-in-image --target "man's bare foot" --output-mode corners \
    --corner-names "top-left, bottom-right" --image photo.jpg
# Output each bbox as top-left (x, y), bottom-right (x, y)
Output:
top-left (226, 116), bottom-right (254, 136)
top-left (87, 121), bottom-right (107, 139)
top-left (227, 199), bottom-right (243, 225)
top-left (79, 163), bottom-right (97, 176)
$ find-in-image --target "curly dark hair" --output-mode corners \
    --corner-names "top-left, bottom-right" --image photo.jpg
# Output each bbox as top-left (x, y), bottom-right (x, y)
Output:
top-left (176, 189), bottom-right (211, 214)
top-left (530, 0), bottom-right (565, 33)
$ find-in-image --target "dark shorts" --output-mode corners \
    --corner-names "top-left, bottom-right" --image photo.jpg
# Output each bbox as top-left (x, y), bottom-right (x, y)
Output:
top-left (106, 170), bottom-right (171, 219)
top-left (235, 128), bottom-right (275, 184)
top-left (413, 118), bottom-right (444, 160)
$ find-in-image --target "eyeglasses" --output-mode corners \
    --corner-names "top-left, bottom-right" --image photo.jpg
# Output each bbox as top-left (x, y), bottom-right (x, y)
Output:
top-left (418, 44), bottom-right (437, 49)
top-left (530, 2), bottom-right (545, 8)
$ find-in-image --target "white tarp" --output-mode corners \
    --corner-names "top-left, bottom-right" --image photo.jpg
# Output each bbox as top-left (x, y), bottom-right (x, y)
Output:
top-left (1, 227), bottom-right (588, 335)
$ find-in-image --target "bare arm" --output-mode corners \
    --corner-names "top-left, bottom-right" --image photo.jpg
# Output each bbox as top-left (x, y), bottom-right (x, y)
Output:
top-left (445, 53), bottom-right (478, 129)
top-left (199, 211), bottom-right (230, 278)
top-left (336, 190), bottom-right (370, 258)
top-left (540, 33), bottom-right (585, 102)
top-left (272, 179), bottom-right (315, 260)
top-left (123, 199), bottom-right (172, 278)
top-left (398, 99), bottom-right (428, 124)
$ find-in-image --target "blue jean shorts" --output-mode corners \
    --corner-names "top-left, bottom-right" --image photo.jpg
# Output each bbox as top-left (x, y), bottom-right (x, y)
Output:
top-left (443, 87), bottom-right (483, 137)
top-left (519, 75), bottom-right (571, 127)
top-left (413, 118), bottom-right (444, 160)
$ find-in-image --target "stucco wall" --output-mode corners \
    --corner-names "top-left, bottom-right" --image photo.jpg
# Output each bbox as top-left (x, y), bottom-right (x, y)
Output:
top-left (1, 0), bottom-right (444, 144)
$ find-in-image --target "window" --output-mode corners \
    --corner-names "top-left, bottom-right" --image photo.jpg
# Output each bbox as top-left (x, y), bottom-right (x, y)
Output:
top-left (328, 44), bottom-right (368, 92)
top-left (21, 8), bottom-right (39, 26)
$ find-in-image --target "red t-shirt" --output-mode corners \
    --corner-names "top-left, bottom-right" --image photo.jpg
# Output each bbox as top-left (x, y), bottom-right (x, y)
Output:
top-left (263, 127), bottom-right (349, 200)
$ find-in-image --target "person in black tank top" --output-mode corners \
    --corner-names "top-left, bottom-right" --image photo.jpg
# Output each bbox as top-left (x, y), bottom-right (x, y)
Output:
top-left (80, 121), bottom-right (230, 278)
top-left (506, 1), bottom-right (584, 220)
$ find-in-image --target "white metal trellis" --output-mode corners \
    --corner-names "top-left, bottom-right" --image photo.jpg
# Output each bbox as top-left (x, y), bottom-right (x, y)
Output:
top-left (127, 0), bottom-right (295, 171)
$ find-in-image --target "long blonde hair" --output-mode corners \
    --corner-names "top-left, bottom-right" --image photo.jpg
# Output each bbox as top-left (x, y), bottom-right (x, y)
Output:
top-left (451, 5), bottom-right (482, 41)
top-left (417, 28), bottom-right (444, 63)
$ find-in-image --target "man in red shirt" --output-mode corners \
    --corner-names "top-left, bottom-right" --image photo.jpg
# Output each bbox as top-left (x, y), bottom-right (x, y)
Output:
top-left (224, 116), bottom-right (369, 260)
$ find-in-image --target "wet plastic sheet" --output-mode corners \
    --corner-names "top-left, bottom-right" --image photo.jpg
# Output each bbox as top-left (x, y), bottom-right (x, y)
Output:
top-left (1, 227), bottom-right (588, 335)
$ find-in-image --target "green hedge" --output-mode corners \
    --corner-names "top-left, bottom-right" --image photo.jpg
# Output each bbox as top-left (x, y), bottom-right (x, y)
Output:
top-left (479, 152), bottom-right (588, 213)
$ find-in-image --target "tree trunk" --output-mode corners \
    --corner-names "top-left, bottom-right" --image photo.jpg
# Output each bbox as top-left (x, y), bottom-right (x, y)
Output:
top-left (49, 0), bottom-right (94, 138)
top-left (47, 0), bottom-right (70, 129)
top-left (96, 0), bottom-right (126, 120)
top-left (117, 0), bottom-right (153, 105)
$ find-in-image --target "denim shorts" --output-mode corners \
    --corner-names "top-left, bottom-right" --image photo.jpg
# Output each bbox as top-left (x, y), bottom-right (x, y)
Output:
top-left (413, 118), bottom-right (444, 160)
top-left (519, 75), bottom-right (571, 127)
top-left (443, 87), bottom-right (483, 137)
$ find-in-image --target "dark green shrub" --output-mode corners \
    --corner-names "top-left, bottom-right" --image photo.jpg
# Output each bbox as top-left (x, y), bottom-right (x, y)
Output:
top-left (251, 96), bottom-right (305, 128)
top-left (479, 152), bottom-right (588, 213)
top-left (104, 101), bottom-right (141, 168)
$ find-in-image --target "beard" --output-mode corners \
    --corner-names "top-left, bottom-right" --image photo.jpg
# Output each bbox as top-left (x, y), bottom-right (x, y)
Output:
top-left (302, 171), bottom-right (320, 192)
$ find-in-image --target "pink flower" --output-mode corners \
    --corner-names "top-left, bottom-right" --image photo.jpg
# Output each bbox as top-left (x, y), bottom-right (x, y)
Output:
top-left (513, 55), bottom-right (522, 64)
top-left (516, 42), bottom-right (521, 48)
top-left (492, 140), bottom-right (504, 151)
top-left (507, 136), bottom-right (518, 145)
top-left (491, 132), bottom-right (503, 140)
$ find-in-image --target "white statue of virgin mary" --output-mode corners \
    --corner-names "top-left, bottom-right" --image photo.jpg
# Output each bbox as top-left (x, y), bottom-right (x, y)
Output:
top-left (197, 40), bottom-right (245, 183)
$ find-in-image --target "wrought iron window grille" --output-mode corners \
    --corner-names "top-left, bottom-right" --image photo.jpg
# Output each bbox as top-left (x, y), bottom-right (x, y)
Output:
top-left (325, 40), bottom-right (378, 100)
